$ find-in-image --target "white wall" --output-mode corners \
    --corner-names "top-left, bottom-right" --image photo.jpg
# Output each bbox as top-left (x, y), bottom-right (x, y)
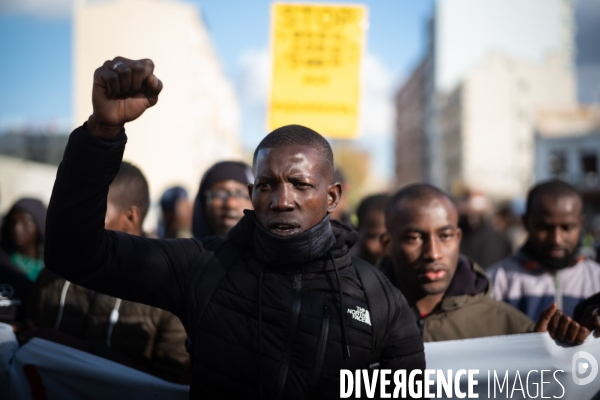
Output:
top-left (73, 0), bottom-right (243, 229)
top-left (0, 156), bottom-right (57, 215)
top-left (459, 52), bottom-right (576, 199)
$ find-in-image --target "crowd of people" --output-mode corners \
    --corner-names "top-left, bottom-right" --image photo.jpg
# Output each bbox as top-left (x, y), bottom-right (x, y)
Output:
top-left (1, 56), bottom-right (600, 398)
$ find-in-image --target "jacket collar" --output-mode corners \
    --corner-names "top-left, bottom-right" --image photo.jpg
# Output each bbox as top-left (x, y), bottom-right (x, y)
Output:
top-left (438, 261), bottom-right (490, 312)
top-left (227, 210), bottom-right (359, 274)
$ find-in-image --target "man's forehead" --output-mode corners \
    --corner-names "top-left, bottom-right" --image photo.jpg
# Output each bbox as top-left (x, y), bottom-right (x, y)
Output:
top-left (532, 194), bottom-right (582, 216)
top-left (255, 146), bottom-right (331, 176)
top-left (391, 198), bottom-right (457, 229)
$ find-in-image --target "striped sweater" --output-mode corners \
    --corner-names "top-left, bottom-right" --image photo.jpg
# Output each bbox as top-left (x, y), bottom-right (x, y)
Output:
top-left (487, 248), bottom-right (600, 321)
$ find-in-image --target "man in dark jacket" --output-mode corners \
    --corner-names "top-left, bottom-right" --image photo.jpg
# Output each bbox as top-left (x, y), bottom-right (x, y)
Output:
top-left (28, 162), bottom-right (189, 382)
top-left (44, 57), bottom-right (425, 399)
top-left (378, 183), bottom-right (591, 344)
top-left (457, 191), bottom-right (512, 268)
top-left (192, 161), bottom-right (254, 238)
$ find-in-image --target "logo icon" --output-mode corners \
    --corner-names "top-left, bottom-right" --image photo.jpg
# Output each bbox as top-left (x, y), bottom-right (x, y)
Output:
top-left (572, 351), bottom-right (598, 385)
top-left (347, 306), bottom-right (371, 326)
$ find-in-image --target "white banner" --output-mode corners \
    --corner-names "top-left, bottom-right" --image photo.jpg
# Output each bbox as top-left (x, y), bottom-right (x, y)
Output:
top-left (0, 323), bottom-right (188, 400)
top-left (424, 332), bottom-right (600, 399)
top-left (1, 323), bottom-right (599, 399)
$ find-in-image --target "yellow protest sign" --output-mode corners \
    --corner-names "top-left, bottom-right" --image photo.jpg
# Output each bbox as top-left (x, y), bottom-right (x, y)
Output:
top-left (268, 3), bottom-right (368, 139)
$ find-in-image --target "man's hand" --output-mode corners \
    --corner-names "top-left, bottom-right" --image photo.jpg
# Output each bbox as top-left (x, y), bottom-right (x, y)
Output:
top-left (87, 57), bottom-right (163, 138)
top-left (534, 302), bottom-right (591, 345)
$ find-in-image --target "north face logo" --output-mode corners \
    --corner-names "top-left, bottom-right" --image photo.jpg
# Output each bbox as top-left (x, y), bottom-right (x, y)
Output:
top-left (347, 306), bottom-right (371, 326)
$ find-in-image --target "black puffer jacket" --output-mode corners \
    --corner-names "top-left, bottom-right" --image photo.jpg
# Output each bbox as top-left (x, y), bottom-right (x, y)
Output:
top-left (45, 125), bottom-right (425, 399)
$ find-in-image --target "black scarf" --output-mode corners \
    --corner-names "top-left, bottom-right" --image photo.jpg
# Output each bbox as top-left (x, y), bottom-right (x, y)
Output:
top-left (252, 214), bottom-right (336, 267)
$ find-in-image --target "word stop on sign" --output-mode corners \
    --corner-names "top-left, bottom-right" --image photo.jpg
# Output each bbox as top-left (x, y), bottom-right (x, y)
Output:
top-left (268, 3), bottom-right (368, 139)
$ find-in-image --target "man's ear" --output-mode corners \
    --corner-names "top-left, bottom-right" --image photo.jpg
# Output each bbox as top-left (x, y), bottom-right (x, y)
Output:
top-left (456, 227), bottom-right (463, 244)
top-left (123, 206), bottom-right (141, 235)
top-left (248, 183), bottom-right (254, 200)
top-left (326, 182), bottom-right (342, 213)
top-left (381, 232), bottom-right (393, 257)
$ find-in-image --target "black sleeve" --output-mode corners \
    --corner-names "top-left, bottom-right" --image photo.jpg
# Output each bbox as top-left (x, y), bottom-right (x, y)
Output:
top-left (378, 290), bottom-right (425, 370)
top-left (44, 124), bottom-right (206, 319)
top-left (574, 291), bottom-right (600, 322)
top-left (378, 286), bottom-right (425, 399)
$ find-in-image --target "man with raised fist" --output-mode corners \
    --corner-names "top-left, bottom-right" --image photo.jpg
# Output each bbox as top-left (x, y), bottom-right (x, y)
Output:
top-left (44, 57), bottom-right (425, 399)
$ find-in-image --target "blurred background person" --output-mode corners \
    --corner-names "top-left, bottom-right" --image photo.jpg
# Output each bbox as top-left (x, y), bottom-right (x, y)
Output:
top-left (354, 193), bottom-right (390, 265)
top-left (457, 190), bottom-right (512, 268)
top-left (192, 161), bottom-right (253, 238)
top-left (0, 198), bottom-right (47, 324)
top-left (330, 168), bottom-right (354, 227)
top-left (0, 198), bottom-right (47, 281)
top-left (492, 200), bottom-right (528, 252)
top-left (27, 162), bottom-right (189, 383)
top-left (488, 180), bottom-right (600, 320)
top-left (159, 186), bottom-right (192, 239)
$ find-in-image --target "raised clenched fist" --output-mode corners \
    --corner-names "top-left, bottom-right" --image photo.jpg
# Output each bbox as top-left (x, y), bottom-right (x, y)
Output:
top-left (87, 57), bottom-right (163, 138)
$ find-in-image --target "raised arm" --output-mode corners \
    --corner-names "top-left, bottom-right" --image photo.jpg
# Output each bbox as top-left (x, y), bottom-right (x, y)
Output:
top-left (45, 57), bottom-right (202, 317)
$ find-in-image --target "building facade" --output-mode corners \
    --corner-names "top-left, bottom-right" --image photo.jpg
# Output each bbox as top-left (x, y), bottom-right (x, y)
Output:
top-left (442, 52), bottom-right (576, 199)
top-left (535, 106), bottom-right (600, 185)
top-left (394, 0), bottom-right (577, 200)
top-left (394, 59), bottom-right (426, 188)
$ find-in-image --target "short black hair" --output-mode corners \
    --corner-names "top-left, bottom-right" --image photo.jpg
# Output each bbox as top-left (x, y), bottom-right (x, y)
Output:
top-left (253, 125), bottom-right (334, 172)
top-left (110, 161), bottom-right (150, 222)
top-left (525, 179), bottom-right (582, 217)
top-left (385, 183), bottom-right (455, 231)
top-left (356, 193), bottom-right (390, 230)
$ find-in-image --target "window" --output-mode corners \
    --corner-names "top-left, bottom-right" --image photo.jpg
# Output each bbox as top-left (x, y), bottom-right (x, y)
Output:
top-left (549, 151), bottom-right (567, 176)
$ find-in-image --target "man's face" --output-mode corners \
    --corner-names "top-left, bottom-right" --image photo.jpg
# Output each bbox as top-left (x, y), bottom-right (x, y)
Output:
top-left (205, 179), bottom-right (253, 237)
top-left (250, 146), bottom-right (341, 237)
top-left (358, 209), bottom-right (387, 265)
top-left (524, 194), bottom-right (583, 269)
top-left (383, 198), bottom-right (462, 296)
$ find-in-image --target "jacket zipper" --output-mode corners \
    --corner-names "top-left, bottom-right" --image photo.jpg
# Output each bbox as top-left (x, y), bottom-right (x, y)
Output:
top-left (309, 305), bottom-right (330, 393)
top-left (554, 271), bottom-right (563, 311)
top-left (274, 273), bottom-right (302, 400)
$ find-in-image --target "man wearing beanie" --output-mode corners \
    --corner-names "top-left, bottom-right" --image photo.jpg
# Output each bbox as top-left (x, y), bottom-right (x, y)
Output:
top-left (192, 161), bottom-right (254, 238)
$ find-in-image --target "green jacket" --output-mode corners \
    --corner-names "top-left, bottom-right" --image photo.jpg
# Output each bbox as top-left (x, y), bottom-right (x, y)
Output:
top-left (377, 256), bottom-right (535, 342)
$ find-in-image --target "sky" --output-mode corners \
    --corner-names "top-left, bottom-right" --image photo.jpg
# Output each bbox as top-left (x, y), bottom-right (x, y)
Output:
top-left (0, 0), bottom-right (436, 180)
top-left (0, 0), bottom-right (599, 180)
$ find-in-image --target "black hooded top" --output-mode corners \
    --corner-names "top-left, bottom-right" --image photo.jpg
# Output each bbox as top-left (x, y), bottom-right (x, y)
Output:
top-left (45, 125), bottom-right (425, 399)
top-left (0, 198), bottom-right (47, 256)
top-left (192, 161), bottom-right (253, 238)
